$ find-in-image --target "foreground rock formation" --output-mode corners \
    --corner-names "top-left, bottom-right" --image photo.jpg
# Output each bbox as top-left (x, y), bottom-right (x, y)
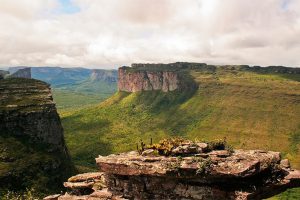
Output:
top-left (45, 139), bottom-right (300, 200)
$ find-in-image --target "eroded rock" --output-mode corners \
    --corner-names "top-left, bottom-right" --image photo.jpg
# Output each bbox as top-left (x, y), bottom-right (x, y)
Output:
top-left (46, 140), bottom-right (300, 200)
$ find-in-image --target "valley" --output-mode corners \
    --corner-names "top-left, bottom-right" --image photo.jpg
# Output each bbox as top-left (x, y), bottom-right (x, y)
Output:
top-left (53, 63), bottom-right (300, 199)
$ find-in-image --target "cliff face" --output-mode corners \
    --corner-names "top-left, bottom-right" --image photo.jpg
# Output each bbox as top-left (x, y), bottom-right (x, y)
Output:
top-left (118, 67), bottom-right (181, 92)
top-left (0, 78), bottom-right (64, 151)
top-left (0, 78), bottom-right (73, 192)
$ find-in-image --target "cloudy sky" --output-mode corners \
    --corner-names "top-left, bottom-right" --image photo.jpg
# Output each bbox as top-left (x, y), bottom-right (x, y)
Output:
top-left (0, 0), bottom-right (300, 68)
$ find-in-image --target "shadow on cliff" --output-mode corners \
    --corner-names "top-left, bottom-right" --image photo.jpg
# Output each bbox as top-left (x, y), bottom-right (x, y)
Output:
top-left (133, 71), bottom-right (198, 113)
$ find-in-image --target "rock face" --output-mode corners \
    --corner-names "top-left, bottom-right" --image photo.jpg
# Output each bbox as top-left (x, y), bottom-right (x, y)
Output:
top-left (9, 67), bottom-right (31, 78)
top-left (90, 69), bottom-right (118, 83)
top-left (0, 78), bottom-right (65, 151)
top-left (118, 67), bottom-right (179, 92)
top-left (118, 63), bottom-right (200, 93)
top-left (118, 62), bottom-right (300, 93)
top-left (0, 78), bottom-right (73, 192)
top-left (46, 139), bottom-right (300, 200)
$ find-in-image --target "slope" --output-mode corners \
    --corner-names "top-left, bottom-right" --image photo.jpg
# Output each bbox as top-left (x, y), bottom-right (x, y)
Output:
top-left (60, 67), bottom-right (300, 170)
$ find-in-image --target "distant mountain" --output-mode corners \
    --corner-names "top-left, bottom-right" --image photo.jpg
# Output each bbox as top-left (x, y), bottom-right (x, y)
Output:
top-left (0, 70), bottom-right (9, 79)
top-left (30, 67), bottom-right (92, 86)
top-left (7, 67), bottom-right (119, 109)
top-left (90, 69), bottom-right (118, 83)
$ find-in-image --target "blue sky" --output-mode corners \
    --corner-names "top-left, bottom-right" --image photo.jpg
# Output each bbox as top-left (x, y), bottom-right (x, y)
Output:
top-left (58, 0), bottom-right (80, 14)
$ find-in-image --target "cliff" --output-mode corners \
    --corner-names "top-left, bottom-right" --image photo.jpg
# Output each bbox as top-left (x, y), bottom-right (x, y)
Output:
top-left (0, 78), bottom-right (64, 151)
top-left (45, 139), bottom-right (300, 200)
top-left (0, 78), bottom-right (74, 193)
top-left (118, 63), bottom-right (198, 92)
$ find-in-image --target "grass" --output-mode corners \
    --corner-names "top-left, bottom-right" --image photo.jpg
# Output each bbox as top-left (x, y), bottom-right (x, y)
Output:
top-left (55, 68), bottom-right (300, 198)
top-left (0, 135), bottom-right (74, 195)
top-left (51, 79), bottom-right (117, 111)
top-left (52, 89), bottom-right (106, 111)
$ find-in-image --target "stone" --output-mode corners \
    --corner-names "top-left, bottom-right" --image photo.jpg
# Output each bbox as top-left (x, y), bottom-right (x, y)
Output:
top-left (280, 159), bottom-right (290, 169)
top-left (64, 182), bottom-right (95, 189)
top-left (44, 194), bottom-right (61, 200)
top-left (141, 149), bottom-right (155, 156)
top-left (46, 140), bottom-right (300, 200)
top-left (68, 172), bottom-right (104, 182)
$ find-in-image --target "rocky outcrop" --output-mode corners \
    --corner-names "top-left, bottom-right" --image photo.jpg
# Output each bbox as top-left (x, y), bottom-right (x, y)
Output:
top-left (90, 69), bottom-right (118, 83)
top-left (0, 78), bottom-right (74, 192)
top-left (9, 67), bottom-right (31, 78)
top-left (46, 139), bottom-right (300, 200)
top-left (118, 67), bottom-right (180, 92)
top-left (0, 78), bottom-right (65, 151)
top-left (118, 63), bottom-right (200, 93)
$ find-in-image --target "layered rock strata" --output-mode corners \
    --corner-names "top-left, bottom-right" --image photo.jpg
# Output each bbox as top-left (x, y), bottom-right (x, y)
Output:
top-left (0, 77), bottom-right (73, 192)
top-left (118, 67), bottom-right (180, 92)
top-left (45, 140), bottom-right (300, 200)
top-left (0, 78), bottom-right (65, 151)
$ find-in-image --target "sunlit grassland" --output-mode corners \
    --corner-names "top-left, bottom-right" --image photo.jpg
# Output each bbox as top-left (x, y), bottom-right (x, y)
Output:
top-left (58, 69), bottom-right (300, 199)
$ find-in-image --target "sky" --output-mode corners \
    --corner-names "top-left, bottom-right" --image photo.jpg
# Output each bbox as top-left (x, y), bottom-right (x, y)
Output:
top-left (0, 0), bottom-right (300, 69)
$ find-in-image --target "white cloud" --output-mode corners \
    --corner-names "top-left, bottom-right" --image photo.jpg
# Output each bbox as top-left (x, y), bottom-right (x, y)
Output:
top-left (0, 0), bottom-right (300, 68)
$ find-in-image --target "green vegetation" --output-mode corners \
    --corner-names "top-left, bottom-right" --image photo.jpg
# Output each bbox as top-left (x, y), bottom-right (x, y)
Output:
top-left (60, 69), bottom-right (300, 169)
top-left (51, 80), bottom-right (117, 111)
top-left (0, 135), bottom-right (74, 196)
top-left (54, 67), bottom-right (300, 198)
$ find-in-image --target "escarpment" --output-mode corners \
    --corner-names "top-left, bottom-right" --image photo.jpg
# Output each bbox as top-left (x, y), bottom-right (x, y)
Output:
top-left (118, 62), bottom-right (300, 93)
top-left (0, 78), bottom-right (74, 193)
top-left (45, 139), bottom-right (300, 200)
top-left (0, 78), bottom-right (65, 151)
top-left (118, 63), bottom-right (198, 92)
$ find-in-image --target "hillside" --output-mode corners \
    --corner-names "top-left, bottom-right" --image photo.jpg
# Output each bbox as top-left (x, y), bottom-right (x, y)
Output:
top-left (0, 78), bottom-right (74, 197)
top-left (60, 65), bottom-right (300, 166)
top-left (59, 64), bottom-right (300, 198)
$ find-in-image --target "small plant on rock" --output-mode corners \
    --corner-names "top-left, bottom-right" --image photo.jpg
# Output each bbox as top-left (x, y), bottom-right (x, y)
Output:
top-left (196, 157), bottom-right (212, 175)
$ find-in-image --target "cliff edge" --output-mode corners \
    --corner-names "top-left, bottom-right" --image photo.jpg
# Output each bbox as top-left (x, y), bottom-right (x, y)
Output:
top-left (118, 63), bottom-right (198, 93)
top-left (0, 78), bottom-right (74, 193)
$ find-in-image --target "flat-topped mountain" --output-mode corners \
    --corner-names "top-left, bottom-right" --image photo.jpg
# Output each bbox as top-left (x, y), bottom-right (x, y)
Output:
top-left (0, 78), bottom-right (74, 194)
top-left (118, 62), bottom-right (299, 93)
